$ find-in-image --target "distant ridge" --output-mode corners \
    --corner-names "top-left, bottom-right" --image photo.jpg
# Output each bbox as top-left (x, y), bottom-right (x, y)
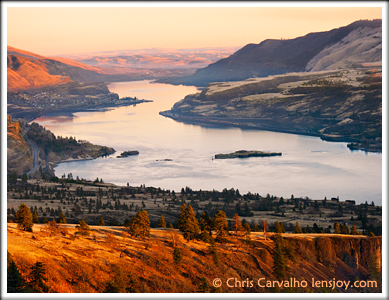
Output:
top-left (165, 19), bottom-right (381, 87)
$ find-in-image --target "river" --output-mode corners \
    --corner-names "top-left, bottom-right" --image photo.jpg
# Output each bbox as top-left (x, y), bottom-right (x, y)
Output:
top-left (33, 80), bottom-right (382, 204)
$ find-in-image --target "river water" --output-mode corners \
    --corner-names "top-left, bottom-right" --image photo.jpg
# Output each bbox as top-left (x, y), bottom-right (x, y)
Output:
top-left (33, 80), bottom-right (382, 204)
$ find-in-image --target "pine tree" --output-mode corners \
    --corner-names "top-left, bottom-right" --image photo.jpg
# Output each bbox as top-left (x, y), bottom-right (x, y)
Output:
top-left (340, 223), bottom-right (350, 234)
top-left (42, 217), bottom-right (48, 224)
top-left (351, 224), bottom-right (358, 235)
top-left (208, 237), bottom-right (219, 266)
top-left (199, 212), bottom-right (213, 237)
top-left (32, 210), bottom-right (39, 224)
top-left (58, 212), bottom-right (67, 224)
top-left (294, 221), bottom-right (302, 233)
top-left (178, 204), bottom-right (199, 241)
top-left (173, 247), bottom-right (183, 265)
top-left (29, 262), bottom-right (49, 292)
top-left (272, 235), bottom-right (287, 280)
top-left (15, 203), bottom-right (33, 232)
top-left (262, 220), bottom-right (269, 240)
top-left (232, 213), bottom-right (243, 237)
top-left (98, 217), bottom-right (105, 226)
top-left (213, 210), bottom-right (229, 244)
top-left (7, 252), bottom-right (29, 293)
top-left (253, 222), bottom-right (260, 232)
top-left (334, 222), bottom-right (341, 234)
top-left (128, 211), bottom-right (150, 239)
top-left (275, 221), bottom-right (285, 233)
top-left (76, 219), bottom-right (91, 236)
top-left (158, 214), bottom-right (166, 228)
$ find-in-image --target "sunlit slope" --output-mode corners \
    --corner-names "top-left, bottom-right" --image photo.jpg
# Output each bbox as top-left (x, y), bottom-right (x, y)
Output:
top-left (7, 223), bottom-right (381, 293)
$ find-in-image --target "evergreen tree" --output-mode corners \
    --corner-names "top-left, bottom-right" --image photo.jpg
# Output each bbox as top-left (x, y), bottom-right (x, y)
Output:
top-left (158, 214), bottom-right (166, 228)
top-left (7, 253), bottom-right (29, 293)
top-left (232, 213), bottom-right (243, 237)
top-left (98, 217), bottom-right (105, 226)
top-left (275, 221), bottom-right (285, 233)
top-left (294, 221), bottom-right (302, 233)
top-left (341, 223), bottom-right (350, 234)
top-left (199, 212), bottom-right (213, 236)
top-left (178, 204), bottom-right (199, 241)
top-left (173, 247), bottom-right (183, 265)
top-left (42, 217), bottom-right (48, 224)
top-left (103, 266), bottom-right (138, 293)
top-left (272, 235), bottom-right (287, 280)
top-left (213, 210), bottom-right (229, 244)
top-left (76, 219), bottom-right (91, 236)
top-left (253, 222), bottom-right (260, 232)
top-left (29, 262), bottom-right (49, 292)
top-left (334, 222), bottom-right (341, 234)
top-left (351, 224), bottom-right (358, 235)
top-left (128, 211), bottom-right (150, 239)
top-left (58, 212), bottom-right (67, 224)
top-left (15, 203), bottom-right (33, 232)
top-left (32, 210), bottom-right (39, 224)
top-left (261, 220), bottom-right (269, 240)
top-left (208, 237), bottom-right (219, 266)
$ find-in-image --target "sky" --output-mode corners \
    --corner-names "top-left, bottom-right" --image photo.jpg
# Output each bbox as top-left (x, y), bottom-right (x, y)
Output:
top-left (4, 3), bottom-right (384, 56)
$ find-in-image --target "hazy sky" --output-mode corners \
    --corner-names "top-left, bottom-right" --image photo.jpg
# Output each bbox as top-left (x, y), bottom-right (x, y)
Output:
top-left (5, 4), bottom-right (383, 56)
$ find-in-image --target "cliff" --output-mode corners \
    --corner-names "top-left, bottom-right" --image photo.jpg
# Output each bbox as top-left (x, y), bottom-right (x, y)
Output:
top-left (7, 224), bottom-right (381, 293)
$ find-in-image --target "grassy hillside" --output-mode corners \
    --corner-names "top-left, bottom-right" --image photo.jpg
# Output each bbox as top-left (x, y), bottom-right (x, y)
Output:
top-left (7, 223), bottom-right (381, 293)
top-left (161, 68), bottom-right (382, 152)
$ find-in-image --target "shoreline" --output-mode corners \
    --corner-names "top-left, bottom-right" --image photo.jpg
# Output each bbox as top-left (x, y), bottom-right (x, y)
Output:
top-left (159, 110), bottom-right (382, 153)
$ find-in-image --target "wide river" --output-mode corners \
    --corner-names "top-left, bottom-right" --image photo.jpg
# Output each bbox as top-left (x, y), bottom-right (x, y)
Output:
top-left (33, 80), bottom-right (382, 205)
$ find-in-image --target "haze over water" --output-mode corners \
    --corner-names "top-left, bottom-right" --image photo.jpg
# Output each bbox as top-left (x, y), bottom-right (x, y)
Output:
top-left (33, 80), bottom-right (382, 205)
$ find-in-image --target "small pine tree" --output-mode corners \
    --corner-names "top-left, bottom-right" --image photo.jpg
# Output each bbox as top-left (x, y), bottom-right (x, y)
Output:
top-left (213, 210), bottom-right (229, 244)
top-left (173, 247), bottom-right (183, 265)
top-left (15, 203), bottom-right (33, 232)
top-left (42, 217), bottom-right (48, 224)
top-left (128, 211), bottom-right (150, 239)
top-left (272, 235), bottom-right (287, 280)
top-left (341, 223), bottom-right (350, 234)
top-left (76, 219), bottom-right (91, 236)
top-left (98, 217), bottom-right (105, 226)
top-left (208, 237), bottom-right (219, 266)
top-left (232, 213), bottom-right (243, 237)
top-left (178, 204), bottom-right (200, 241)
top-left (275, 221), bottom-right (285, 233)
top-left (262, 220), bottom-right (269, 240)
top-left (29, 262), bottom-right (49, 292)
top-left (351, 224), bottom-right (358, 235)
top-left (334, 222), bottom-right (341, 234)
top-left (58, 212), bottom-right (67, 224)
top-left (158, 214), bottom-right (166, 228)
top-left (32, 210), bottom-right (39, 224)
top-left (253, 222), bottom-right (260, 232)
top-left (7, 253), bottom-right (29, 293)
top-left (169, 223), bottom-right (174, 229)
top-left (294, 221), bottom-right (302, 234)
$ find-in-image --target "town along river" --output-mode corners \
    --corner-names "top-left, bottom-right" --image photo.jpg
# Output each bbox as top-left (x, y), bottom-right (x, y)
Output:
top-left (33, 80), bottom-right (382, 204)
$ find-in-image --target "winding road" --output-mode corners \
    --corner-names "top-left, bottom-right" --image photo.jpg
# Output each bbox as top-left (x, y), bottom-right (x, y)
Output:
top-left (23, 128), bottom-right (40, 176)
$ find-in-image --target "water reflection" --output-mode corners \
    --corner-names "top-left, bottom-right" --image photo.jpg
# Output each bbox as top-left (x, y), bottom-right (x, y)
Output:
top-left (33, 80), bottom-right (382, 204)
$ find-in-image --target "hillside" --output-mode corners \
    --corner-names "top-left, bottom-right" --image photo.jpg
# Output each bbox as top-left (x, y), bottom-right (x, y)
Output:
top-left (7, 116), bottom-right (33, 175)
top-left (7, 118), bottom-right (115, 177)
top-left (161, 67), bottom-right (382, 152)
top-left (7, 223), bottom-right (381, 293)
top-left (162, 19), bottom-right (381, 87)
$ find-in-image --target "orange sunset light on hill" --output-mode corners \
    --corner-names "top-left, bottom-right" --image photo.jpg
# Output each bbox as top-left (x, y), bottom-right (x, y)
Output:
top-left (6, 6), bottom-right (382, 56)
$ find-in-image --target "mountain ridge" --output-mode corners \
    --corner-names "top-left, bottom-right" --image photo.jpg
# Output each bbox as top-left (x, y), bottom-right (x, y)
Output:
top-left (162, 19), bottom-right (382, 87)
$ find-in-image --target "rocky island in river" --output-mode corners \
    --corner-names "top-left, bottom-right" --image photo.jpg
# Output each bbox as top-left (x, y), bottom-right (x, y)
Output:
top-left (215, 150), bottom-right (282, 159)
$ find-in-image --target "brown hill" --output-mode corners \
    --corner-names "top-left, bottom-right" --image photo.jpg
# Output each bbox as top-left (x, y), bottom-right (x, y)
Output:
top-left (7, 223), bottom-right (381, 293)
top-left (7, 46), bottom-right (113, 91)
